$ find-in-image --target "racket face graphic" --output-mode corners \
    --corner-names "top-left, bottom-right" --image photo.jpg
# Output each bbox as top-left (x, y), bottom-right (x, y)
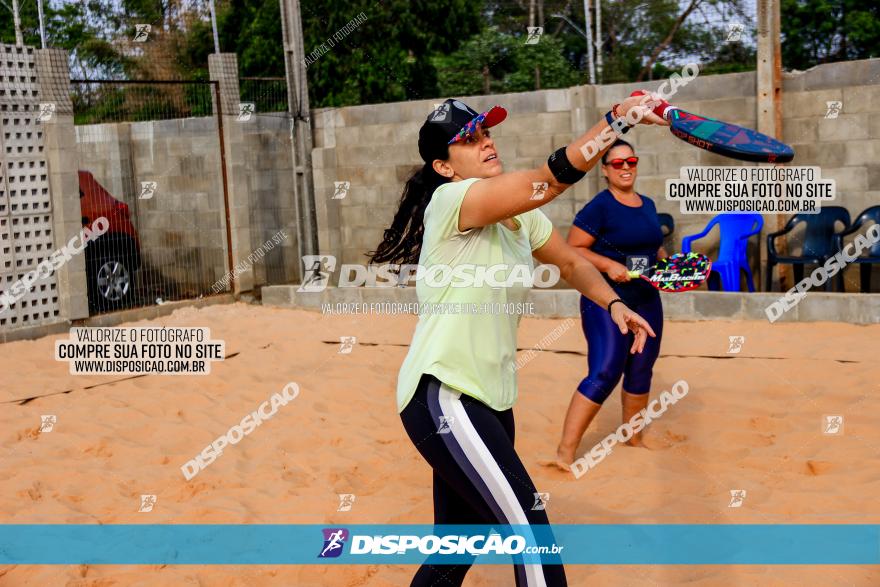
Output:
top-left (639, 252), bottom-right (712, 292)
top-left (669, 109), bottom-right (795, 163)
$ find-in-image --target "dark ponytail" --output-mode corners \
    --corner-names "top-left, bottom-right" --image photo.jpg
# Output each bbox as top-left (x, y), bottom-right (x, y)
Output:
top-left (368, 120), bottom-right (451, 266)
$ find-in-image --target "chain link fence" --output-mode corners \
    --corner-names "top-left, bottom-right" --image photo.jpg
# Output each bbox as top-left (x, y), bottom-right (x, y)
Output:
top-left (71, 79), bottom-right (233, 315)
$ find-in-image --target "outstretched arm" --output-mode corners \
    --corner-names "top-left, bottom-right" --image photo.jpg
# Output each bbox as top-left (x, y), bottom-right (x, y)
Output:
top-left (458, 94), bottom-right (668, 231)
top-left (533, 228), bottom-right (655, 354)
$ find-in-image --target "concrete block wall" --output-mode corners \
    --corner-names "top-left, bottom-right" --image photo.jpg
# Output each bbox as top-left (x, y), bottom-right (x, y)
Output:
top-left (76, 113), bottom-right (301, 294)
top-left (240, 114), bottom-right (300, 286)
top-left (0, 44), bottom-right (83, 334)
top-left (209, 53), bottom-right (255, 294)
top-left (778, 59), bottom-right (880, 292)
top-left (72, 54), bottom-right (302, 296)
top-left (261, 284), bottom-right (880, 325)
top-left (76, 117), bottom-right (229, 296)
top-left (312, 88), bottom-right (587, 271)
top-left (310, 59), bottom-right (880, 293)
top-left (60, 57), bottom-right (880, 304)
top-left (36, 48), bottom-right (88, 324)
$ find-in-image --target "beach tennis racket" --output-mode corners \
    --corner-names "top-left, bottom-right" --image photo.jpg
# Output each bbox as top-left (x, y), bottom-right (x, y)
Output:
top-left (627, 252), bottom-right (712, 293)
top-left (631, 90), bottom-right (794, 163)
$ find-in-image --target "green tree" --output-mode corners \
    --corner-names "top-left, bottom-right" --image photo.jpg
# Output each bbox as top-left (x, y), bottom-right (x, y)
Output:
top-left (433, 28), bottom-right (578, 96)
top-left (596, 0), bottom-right (755, 83)
top-left (505, 33), bottom-right (580, 92)
top-left (781, 0), bottom-right (880, 69)
top-left (296, 0), bottom-right (482, 107)
top-left (177, 0), bottom-right (484, 107)
top-left (433, 28), bottom-right (518, 96)
top-left (1, 0), bottom-right (40, 46)
top-left (0, 1), bottom-right (127, 78)
top-left (8, 0), bottom-right (876, 113)
top-left (697, 38), bottom-right (757, 76)
top-left (177, 0), bottom-right (286, 79)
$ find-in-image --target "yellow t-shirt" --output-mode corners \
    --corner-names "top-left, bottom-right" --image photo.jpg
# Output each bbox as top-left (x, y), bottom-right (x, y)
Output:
top-left (396, 177), bottom-right (554, 412)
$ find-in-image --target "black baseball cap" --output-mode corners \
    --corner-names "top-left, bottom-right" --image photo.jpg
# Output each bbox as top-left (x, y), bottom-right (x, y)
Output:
top-left (419, 99), bottom-right (507, 162)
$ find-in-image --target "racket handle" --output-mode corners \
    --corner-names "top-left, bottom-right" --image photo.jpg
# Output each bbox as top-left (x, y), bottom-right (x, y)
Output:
top-left (629, 90), bottom-right (677, 121)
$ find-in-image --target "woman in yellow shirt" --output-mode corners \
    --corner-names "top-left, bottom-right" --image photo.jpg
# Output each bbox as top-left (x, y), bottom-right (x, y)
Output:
top-left (370, 96), bottom-right (666, 586)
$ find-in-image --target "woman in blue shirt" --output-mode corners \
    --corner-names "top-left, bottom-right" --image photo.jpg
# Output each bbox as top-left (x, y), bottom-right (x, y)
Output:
top-left (554, 139), bottom-right (667, 467)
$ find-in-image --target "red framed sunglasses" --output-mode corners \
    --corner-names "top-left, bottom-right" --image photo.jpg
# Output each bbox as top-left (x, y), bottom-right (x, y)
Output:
top-left (606, 156), bottom-right (639, 169)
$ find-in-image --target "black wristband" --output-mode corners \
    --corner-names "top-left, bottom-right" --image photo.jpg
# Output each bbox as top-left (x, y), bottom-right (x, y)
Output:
top-left (547, 147), bottom-right (587, 185)
top-left (607, 297), bottom-right (625, 313)
top-left (604, 110), bottom-right (631, 135)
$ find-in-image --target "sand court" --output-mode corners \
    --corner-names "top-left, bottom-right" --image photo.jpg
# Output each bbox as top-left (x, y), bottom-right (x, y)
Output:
top-left (1, 302), bottom-right (878, 585)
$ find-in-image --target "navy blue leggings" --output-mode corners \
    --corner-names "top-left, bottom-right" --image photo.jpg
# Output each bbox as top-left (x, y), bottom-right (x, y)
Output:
top-left (401, 374), bottom-right (567, 586)
top-left (577, 294), bottom-right (664, 404)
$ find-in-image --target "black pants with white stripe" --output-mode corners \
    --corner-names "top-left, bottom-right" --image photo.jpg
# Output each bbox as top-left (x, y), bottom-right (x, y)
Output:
top-left (400, 374), bottom-right (567, 587)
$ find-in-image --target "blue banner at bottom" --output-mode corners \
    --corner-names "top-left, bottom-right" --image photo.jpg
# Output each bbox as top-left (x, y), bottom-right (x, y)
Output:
top-left (1, 524), bottom-right (877, 565)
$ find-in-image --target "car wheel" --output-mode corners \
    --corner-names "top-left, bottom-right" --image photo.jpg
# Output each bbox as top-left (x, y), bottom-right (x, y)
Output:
top-left (88, 254), bottom-right (136, 312)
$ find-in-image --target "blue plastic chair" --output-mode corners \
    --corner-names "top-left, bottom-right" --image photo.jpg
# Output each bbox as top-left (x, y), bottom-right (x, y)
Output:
top-left (833, 205), bottom-right (880, 292)
top-left (766, 206), bottom-right (851, 292)
top-left (682, 213), bottom-right (764, 292)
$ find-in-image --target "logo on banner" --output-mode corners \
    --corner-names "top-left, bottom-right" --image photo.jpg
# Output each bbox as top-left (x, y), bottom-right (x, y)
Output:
top-left (319, 528), bottom-right (349, 558)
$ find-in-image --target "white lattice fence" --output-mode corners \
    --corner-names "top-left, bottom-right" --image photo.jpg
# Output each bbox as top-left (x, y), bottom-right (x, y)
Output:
top-left (0, 44), bottom-right (60, 330)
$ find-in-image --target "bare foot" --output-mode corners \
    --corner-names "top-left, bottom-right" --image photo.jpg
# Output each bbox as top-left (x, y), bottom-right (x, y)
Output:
top-left (625, 433), bottom-right (671, 449)
top-left (538, 458), bottom-right (575, 473)
top-left (624, 435), bottom-right (645, 448)
top-left (538, 444), bottom-right (578, 473)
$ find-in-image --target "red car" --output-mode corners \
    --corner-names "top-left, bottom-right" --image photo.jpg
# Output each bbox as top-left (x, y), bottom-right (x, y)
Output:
top-left (78, 170), bottom-right (142, 312)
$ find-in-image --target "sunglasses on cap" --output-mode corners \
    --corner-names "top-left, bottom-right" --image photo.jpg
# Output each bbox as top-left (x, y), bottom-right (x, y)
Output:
top-left (606, 156), bottom-right (639, 169)
top-left (460, 128), bottom-right (492, 144)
